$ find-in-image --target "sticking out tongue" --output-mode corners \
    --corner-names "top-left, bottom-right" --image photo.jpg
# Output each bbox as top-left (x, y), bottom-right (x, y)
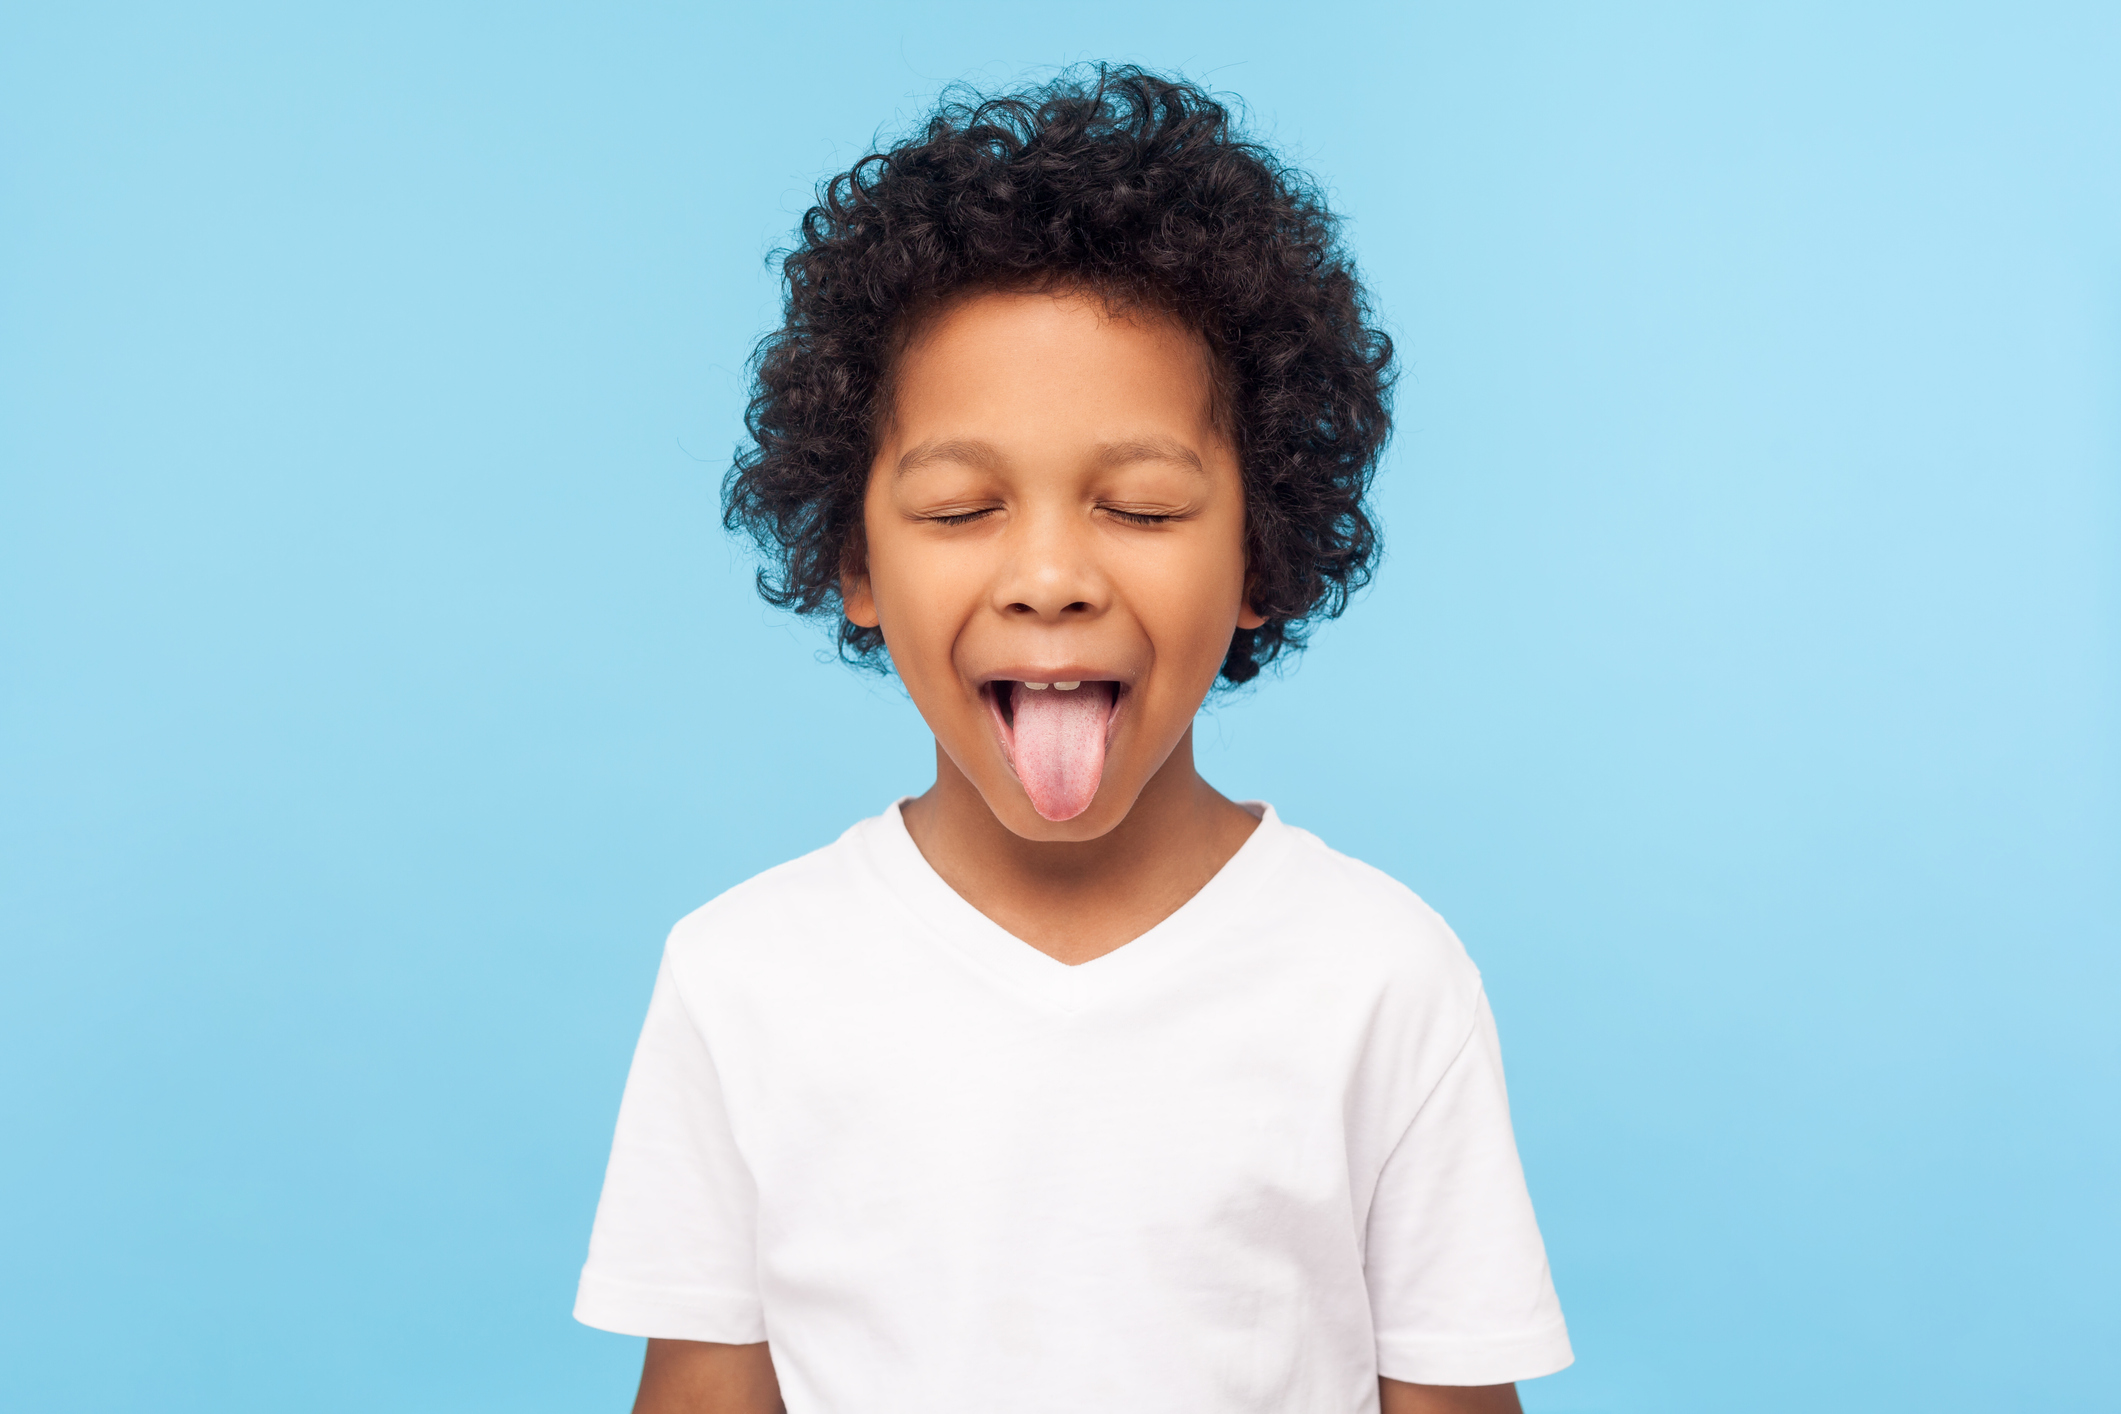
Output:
top-left (1008, 681), bottom-right (1114, 822)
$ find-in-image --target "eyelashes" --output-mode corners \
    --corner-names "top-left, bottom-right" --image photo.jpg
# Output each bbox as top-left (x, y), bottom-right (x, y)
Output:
top-left (917, 505), bottom-right (1188, 528)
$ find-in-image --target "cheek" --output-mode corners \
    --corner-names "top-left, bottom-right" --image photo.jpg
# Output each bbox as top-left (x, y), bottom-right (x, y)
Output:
top-left (861, 514), bottom-right (983, 665)
top-left (860, 488), bottom-right (918, 616)
top-left (1130, 531), bottom-right (1249, 665)
top-left (1176, 507), bottom-right (1250, 607)
top-left (871, 540), bottom-right (965, 614)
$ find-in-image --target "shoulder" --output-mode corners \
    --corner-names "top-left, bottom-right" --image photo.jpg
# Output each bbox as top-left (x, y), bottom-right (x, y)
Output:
top-left (661, 812), bottom-right (886, 978)
top-left (1268, 816), bottom-right (1484, 1002)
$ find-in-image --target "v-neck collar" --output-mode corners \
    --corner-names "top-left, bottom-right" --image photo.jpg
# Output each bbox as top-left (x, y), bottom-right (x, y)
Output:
top-left (856, 797), bottom-right (1299, 1015)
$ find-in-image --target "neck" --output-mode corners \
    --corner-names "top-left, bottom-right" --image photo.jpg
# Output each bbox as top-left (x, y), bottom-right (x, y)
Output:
top-left (901, 728), bottom-right (1260, 964)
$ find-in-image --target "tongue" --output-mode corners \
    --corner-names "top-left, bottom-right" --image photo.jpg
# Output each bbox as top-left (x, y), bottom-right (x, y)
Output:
top-left (1009, 682), bottom-right (1112, 822)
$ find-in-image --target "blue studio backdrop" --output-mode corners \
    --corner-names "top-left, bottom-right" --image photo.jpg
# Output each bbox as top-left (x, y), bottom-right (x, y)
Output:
top-left (3, 4), bottom-right (2115, 1411)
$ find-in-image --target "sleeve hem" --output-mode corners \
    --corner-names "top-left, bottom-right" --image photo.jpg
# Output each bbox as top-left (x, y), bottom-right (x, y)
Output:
top-left (1376, 1320), bottom-right (1574, 1386)
top-left (573, 1272), bottom-right (767, 1344)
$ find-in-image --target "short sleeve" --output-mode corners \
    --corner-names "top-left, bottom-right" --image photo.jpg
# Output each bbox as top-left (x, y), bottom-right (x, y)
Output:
top-left (1365, 989), bottom-right (1572, 1385)
top-left (573, 956), bottom-right (765, 1342)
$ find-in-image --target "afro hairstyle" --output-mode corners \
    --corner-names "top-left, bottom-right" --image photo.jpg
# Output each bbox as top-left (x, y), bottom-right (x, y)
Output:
top-left (722, 65), bottom-right (1394, 684)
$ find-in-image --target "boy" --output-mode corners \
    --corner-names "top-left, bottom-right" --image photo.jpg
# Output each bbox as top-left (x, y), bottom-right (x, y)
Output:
top-left (577, 68), bottom-right (1570, 1414)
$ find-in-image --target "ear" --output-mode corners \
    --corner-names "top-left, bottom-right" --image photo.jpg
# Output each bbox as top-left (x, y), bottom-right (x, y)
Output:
top-left (841, 541), bottom-right (880, 629)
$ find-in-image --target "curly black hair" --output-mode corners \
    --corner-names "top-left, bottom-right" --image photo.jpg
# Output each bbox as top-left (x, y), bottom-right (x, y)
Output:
top-left (723, 65), bottom-right (1393, 684)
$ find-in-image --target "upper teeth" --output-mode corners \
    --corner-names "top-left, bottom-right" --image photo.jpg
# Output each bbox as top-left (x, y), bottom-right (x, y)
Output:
top-left (1023, 682), bottom-right (1049, 691)
top-left (1054, 682), bottom-right (1080, 690)
top-left (1018, 681), bottom-right (1082, 692)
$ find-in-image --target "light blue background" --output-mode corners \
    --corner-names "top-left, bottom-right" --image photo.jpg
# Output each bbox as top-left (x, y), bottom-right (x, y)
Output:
top-left (3, 3), bottom-right (2115, 1410)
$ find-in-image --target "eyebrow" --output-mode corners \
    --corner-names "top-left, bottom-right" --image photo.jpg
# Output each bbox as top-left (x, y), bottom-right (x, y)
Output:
top-left (894, 435), bottom-right (1205, 477)
top-left (1093, 436), bottom-right (1204, 475)
top-left (894, 437), bottom-right (1008, 478)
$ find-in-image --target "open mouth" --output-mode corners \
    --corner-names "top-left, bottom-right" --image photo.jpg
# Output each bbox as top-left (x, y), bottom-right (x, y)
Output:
top-left (983, 679), bottom-right (1126, 822)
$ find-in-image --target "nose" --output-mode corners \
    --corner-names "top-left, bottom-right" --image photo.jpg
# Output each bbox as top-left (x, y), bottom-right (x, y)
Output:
top-left (992, 506), bottom-right (1110, 622)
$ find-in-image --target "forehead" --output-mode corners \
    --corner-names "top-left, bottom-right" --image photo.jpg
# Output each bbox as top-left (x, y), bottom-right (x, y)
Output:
top-left (883, 289), bottom-right (1219, 443)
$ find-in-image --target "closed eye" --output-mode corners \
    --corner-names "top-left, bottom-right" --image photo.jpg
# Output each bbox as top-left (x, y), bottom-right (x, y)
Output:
top-left (922, 508), bottom-right (999, 526)
top-left (1103, 506), bottom-right (1185, 526)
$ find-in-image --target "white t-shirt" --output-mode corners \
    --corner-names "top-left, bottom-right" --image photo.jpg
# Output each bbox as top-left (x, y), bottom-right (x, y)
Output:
top-left (576, 802), bottom-right (1570, 1411)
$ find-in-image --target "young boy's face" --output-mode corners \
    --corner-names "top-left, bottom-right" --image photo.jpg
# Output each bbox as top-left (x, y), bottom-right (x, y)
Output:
top-left (845, 289), bottom-right (1261, 840)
